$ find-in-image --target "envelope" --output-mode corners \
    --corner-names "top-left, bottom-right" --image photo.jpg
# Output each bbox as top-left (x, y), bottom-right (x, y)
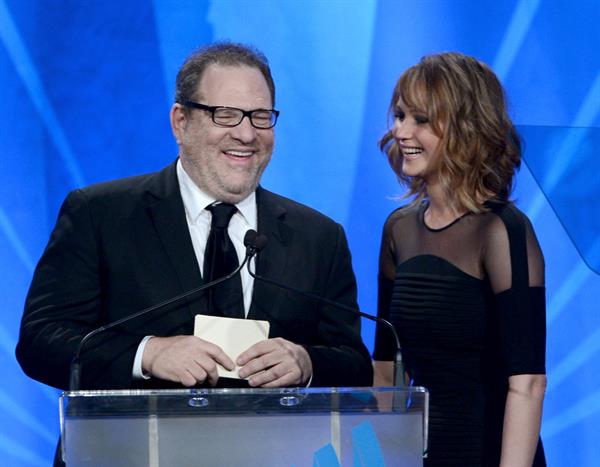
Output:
top-left (194, 315), bottom-right (270, 379)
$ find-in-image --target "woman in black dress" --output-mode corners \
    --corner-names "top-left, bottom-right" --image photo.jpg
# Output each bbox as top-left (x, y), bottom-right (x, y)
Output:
top-left (373, 52), bottom-right (547, 466)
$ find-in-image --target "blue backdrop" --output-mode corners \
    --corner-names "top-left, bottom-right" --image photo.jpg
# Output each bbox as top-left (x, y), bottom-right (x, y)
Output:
top-left (1, 0), bottom-right (598, 464)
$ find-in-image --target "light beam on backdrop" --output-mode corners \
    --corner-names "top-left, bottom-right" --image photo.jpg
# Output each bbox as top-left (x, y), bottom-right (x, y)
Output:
top-left (0, 0), bottom-right (86, 188)
top-left (0, 0), bottom-right (598, 465)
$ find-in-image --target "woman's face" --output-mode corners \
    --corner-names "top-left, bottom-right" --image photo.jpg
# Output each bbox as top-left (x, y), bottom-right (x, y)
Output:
top-left (392, 98), bottom-right (442, 182)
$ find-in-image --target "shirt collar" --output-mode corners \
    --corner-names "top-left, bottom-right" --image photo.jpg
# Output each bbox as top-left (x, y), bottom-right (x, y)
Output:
top-left (176, 158), bottom-right (256, 226)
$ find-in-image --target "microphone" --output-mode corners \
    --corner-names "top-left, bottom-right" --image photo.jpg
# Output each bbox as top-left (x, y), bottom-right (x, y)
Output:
top-left (243, 230), bottom-right (406, 387)
top-left (69, 230), bottom-right (259, 391)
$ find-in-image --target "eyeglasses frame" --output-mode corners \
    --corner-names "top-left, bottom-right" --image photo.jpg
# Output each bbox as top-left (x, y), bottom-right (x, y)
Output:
top-left (180, 100), bottom-right (280, 129)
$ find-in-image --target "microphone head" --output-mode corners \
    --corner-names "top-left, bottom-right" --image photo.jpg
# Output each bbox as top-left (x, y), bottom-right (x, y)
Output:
top-left (244, 230), bottom-right (268, 257)
top-left (244, 229), bottom-right (258, 247)
top-left (254, 234), bottom-right (268, 251)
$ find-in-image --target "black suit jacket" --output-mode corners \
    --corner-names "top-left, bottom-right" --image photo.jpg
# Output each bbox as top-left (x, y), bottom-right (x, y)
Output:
top-left (16, 161), bottom-right (373, 389)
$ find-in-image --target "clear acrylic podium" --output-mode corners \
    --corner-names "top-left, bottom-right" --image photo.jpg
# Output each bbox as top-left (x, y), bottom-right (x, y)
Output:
top-left (60, 386), bottom-right (428, 466)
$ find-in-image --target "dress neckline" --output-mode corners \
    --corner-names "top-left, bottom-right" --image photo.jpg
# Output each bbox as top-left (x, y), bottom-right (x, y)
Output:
top-left (420, 203), bottom-right (472, 232)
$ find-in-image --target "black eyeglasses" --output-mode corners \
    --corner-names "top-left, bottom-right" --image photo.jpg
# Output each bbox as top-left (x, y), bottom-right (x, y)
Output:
top-left (181, 101), bottom-right (280, 129)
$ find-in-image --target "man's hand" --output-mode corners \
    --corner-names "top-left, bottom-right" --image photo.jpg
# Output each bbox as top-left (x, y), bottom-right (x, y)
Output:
top-left (142, 335), bottom-right (235, 387)
top-left (236, 337), bottom-right (313, 387)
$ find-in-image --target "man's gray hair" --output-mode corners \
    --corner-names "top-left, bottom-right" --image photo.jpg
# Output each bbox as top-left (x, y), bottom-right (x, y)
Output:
top-left (175, 42), bottom-right (276, 108)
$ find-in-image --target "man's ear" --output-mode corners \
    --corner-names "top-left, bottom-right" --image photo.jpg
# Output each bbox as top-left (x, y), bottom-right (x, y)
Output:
top-left (170, 103), bottom-right (187, 144)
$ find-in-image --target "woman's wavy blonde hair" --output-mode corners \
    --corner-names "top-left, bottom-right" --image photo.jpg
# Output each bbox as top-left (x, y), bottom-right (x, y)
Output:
top-left (379, 52), bottom-right (521, 213)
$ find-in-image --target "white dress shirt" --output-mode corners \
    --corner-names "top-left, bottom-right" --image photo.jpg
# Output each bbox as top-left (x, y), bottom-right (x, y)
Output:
top-left (133, 159), bottom-right (258, 378)
top-left (176, 159), bottom-right (257, 314)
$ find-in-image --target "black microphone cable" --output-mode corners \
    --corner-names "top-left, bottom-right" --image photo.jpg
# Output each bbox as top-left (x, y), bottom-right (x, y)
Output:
top-left (243, 230), bottom-right (407, 387)
top-left (69, 230), bottom-right (260, 390)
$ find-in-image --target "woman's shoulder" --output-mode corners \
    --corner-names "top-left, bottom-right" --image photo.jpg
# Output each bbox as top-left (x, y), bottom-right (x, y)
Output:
top-left (477, 199), bottom-right (540, 257)
top-left (483, 199), bottom-right (534, 232)
top-left (385, 202), bottom-right (421, 224)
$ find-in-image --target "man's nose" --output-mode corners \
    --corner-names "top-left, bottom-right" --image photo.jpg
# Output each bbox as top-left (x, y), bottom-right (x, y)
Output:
top-left (230, 116), bottom-right (258, 142)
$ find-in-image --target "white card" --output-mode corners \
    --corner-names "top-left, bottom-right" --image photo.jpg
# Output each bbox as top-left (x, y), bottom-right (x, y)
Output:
top-left (193, 315), bottom-right (270, 379)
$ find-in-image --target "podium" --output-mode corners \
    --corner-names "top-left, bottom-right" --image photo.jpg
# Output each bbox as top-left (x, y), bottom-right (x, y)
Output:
top-left (60, 386), bottom-right (428, 466)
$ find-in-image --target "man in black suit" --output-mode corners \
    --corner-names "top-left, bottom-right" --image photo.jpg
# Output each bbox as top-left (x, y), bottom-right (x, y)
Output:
top-left (16, 42), bottom-right (373, 391)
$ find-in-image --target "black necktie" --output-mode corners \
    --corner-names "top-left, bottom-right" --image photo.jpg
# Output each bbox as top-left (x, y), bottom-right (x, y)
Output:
top-left (203, 203), bottom-right (245, 318)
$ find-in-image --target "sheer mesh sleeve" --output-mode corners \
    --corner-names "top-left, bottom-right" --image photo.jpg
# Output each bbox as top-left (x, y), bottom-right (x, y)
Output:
top-left (373, 214), bottom-right (398, 361)
top-left (483, 204), bottom-right (546, 376)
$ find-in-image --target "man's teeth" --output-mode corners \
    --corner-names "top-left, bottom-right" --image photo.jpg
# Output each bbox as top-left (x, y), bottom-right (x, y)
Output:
top-left (225, 150), bottom-right (253, 157)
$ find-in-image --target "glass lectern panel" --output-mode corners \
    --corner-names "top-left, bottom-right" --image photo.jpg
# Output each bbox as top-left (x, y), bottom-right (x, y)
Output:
top-left (60, 386), bottom-right (428, 466)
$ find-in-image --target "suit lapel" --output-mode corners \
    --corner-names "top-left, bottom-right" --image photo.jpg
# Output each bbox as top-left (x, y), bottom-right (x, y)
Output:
top-left (143, 172), bottom-right (292, 323)
top-left (248, 187), bottom-right (292, 320)
top-left (144, 161), bottom-right (205, 322)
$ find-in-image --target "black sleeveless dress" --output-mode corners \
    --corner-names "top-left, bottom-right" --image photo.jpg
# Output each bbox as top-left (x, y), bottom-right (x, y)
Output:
top-left (373, 200), bottom-right (546, 466)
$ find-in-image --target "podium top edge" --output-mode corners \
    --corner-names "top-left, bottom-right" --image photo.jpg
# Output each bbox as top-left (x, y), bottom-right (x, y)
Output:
top-left (61, 386), bottom-right (428, 398)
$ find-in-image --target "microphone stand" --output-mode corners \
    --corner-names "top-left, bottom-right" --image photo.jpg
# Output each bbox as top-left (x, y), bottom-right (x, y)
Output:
top-left (69, 238), bottom-right (256, 391)
top-left (244, 232), bottom-right (406, 388)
